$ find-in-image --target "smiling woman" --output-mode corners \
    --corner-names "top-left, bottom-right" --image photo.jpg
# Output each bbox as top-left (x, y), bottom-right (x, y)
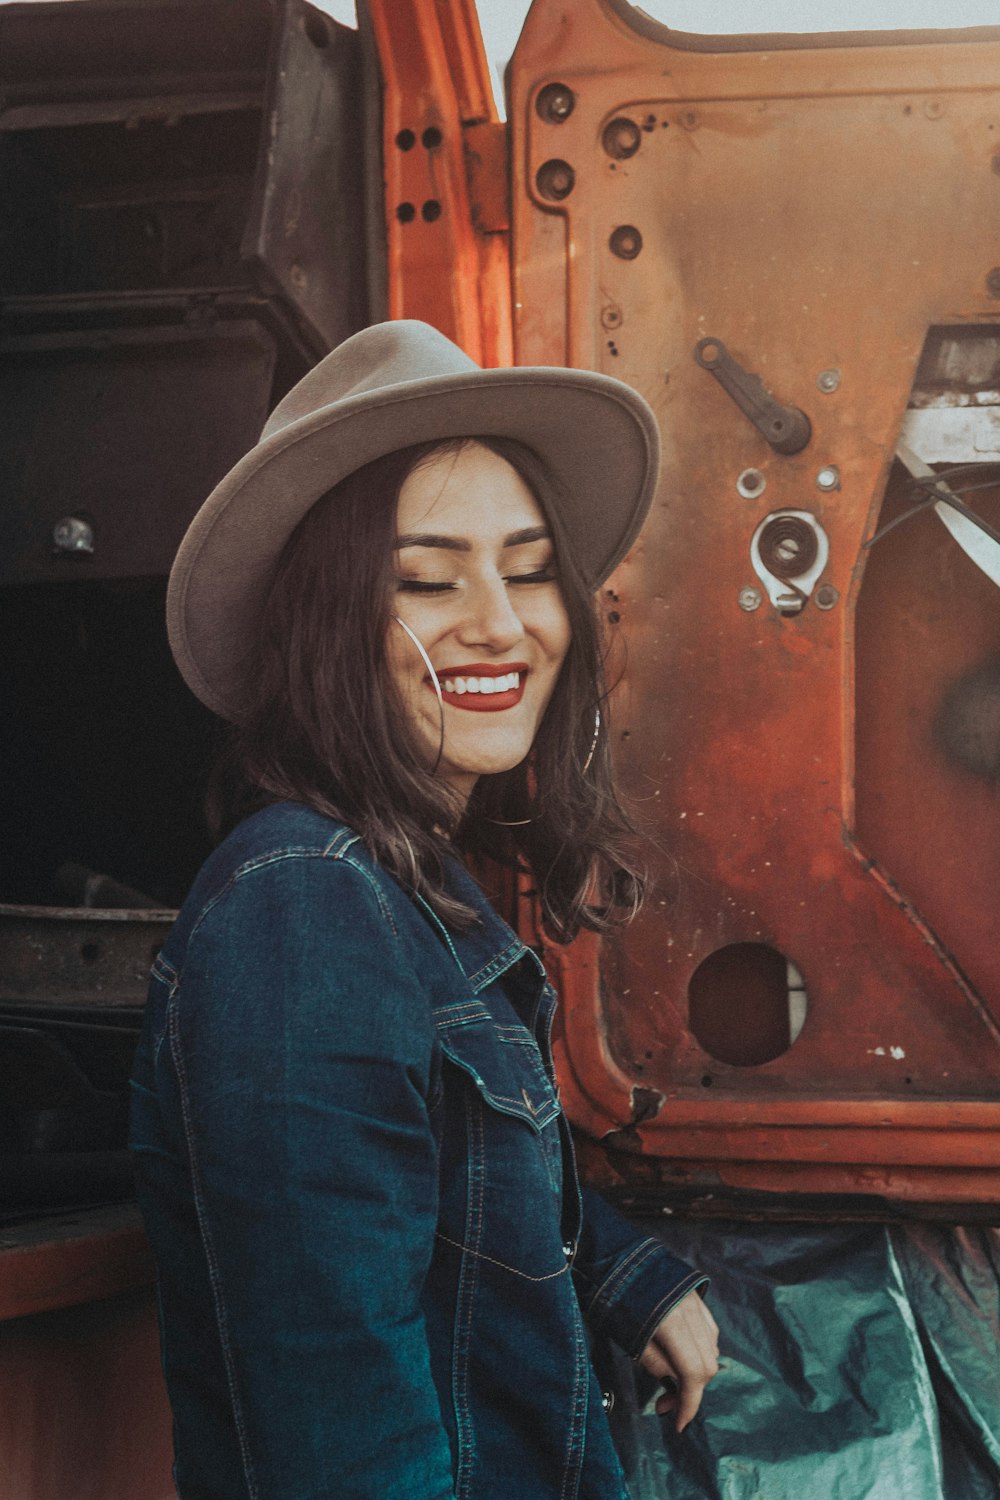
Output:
top-left (390, 441), bottom-right (571, 797)
top-left (130, 319), bottom-right (719, 1500)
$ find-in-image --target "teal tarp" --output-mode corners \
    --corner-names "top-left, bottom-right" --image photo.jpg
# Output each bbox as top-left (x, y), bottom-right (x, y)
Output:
top-left (604, 1220), bottom-right (1000, 1499)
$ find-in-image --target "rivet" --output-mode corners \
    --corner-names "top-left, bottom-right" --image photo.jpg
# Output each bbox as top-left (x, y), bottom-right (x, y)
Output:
top-left (536, 83), bottom-right (575, 124)
top-left (536, 159), bottom-right (575, 202)
top-left (736, 468), bottom-right (766, 500)
top-left (601, 305), bottom-right (623, 330)
top-left (53, 516), bottom-right (95, 555)
top-left (815, 585), bottom-right (839, 610)
top-left (816, 465), bottom-right (840, 492)
top-left (738, 587), bottom-right (762, 612)
top-left (602, 117), bottom-right (641, 161)
top-left (609, 225), bottom-right (642, 260)
top-left (816, 368), bottom-right (841, 394)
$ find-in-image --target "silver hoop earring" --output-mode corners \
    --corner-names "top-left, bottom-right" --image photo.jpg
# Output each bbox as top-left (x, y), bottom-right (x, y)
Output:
top-left (392, 616), bottom-right (445, 773)
top-left (581, 707), bottom-right (601, 776)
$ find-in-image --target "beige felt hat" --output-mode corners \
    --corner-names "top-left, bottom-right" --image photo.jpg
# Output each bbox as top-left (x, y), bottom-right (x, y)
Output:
top-left (167, 319), bottom-right (661, 720)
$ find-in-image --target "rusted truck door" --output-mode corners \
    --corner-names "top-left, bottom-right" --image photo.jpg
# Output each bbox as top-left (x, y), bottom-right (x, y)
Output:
top-left (501, 1), bottom-right (1000, 1210)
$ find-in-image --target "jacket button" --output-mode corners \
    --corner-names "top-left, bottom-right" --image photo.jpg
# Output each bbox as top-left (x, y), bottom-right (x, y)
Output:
top-left (601, 1390), bottom-right (615, 1412)
top-left (562, 1240), bottom-right (576, 1260)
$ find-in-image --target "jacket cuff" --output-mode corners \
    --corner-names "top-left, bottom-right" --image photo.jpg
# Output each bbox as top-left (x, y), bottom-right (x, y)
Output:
top-left (578, 1238), bottom-right (709, 1359)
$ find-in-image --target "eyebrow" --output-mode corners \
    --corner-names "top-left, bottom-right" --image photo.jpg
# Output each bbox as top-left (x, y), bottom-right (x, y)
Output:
top-left (395, 525), bottom-right (551, 552)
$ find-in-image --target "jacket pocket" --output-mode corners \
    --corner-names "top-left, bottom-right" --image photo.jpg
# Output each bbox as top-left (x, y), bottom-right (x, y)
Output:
top-left (436, 1012), bottom-right (560, 1134)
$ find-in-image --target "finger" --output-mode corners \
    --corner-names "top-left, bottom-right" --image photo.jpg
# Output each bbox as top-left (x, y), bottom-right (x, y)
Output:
top-left (654, 1389), bottom-right (678, 1418)
top-left (674, 1374), bottom-right (706, 1433)
top-left (637, 1343), bottom-right (677, 1382)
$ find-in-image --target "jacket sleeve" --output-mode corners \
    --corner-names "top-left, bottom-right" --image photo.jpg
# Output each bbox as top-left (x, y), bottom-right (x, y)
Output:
top-left (572, 1184), bottom-right (709, 1359)
top-left (168, 853), bottom-right (456, 1500)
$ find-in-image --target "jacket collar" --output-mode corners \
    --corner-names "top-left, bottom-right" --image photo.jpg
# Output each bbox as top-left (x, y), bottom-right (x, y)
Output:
top-left (413, 854), bottom-right (546, 997)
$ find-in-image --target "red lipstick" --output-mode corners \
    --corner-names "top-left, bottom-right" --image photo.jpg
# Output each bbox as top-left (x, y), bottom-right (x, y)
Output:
top-left (429, 662), bottom-right (529, 713)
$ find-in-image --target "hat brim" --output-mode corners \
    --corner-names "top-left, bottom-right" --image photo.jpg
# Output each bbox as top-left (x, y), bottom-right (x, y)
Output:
top-left (167, 366), bottom-right (660, 720)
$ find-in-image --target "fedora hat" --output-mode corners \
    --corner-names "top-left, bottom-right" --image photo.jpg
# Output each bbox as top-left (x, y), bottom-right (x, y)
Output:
top-left (167, 319), bottom-right (660, 720)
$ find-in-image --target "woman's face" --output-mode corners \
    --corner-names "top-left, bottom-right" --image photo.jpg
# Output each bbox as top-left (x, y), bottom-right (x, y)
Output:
top-left (388, 441), bottom-right (572, 802)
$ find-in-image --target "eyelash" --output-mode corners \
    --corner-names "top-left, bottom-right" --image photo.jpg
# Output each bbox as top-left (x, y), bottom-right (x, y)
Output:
top-left (396, 569), bottom-right (557, 595)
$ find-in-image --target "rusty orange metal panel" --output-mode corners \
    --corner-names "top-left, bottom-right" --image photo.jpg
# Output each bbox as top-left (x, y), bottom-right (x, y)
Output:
top-left (0, 1287), bottom-right (172, 1500)
top-left (509, 1), bottom-right (1000, 1204)
top-left (365, 0), bottom-right (511, 365)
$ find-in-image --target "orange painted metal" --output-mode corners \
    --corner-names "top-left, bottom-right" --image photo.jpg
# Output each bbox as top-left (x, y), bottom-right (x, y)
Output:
top-left (364, 0), bottom-right (511, 365)
top-left (0, 1207), bottom-right (156, 1323)
top-left (507, 1), bottom-right (1000, 1203)
top-left (0, 1287), bottom-right (173, 1500)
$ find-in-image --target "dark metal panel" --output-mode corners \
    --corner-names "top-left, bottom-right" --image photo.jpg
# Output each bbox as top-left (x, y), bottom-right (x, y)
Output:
top-left (0, 321), bottom-right (276, 584)
top-left (242, 1), bottom-right (368, 352)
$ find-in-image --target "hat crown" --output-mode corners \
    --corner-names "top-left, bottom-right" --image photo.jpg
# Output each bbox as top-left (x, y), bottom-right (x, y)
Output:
top-left (262, 320), bottom-right (481, 442)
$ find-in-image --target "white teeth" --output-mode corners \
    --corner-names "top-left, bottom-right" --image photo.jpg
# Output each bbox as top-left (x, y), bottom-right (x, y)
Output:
top-left (441, 671), bottom-right (521, 695)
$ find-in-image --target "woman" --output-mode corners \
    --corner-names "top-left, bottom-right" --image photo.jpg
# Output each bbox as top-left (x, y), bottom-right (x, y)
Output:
top-left (130, 320), bottom-right (719, 1500)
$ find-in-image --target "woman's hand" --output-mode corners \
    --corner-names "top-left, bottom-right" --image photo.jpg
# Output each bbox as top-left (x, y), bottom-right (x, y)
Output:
top-left (637, 1289), bottom-right (720, 1431)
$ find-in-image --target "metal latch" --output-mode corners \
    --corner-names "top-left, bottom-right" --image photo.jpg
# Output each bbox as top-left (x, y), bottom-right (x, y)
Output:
top-left (695, 337), bottom-right (812, 455)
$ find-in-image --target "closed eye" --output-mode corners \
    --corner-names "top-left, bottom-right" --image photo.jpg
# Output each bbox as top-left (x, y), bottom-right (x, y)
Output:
top-left (506, 568), bottom-right (558, 585)
top-left (396, 579), bottom-right (458, 594)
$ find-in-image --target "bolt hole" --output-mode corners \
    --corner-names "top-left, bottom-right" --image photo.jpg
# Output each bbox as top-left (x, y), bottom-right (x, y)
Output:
top-left (701, 1074), bottom-right (714, 1087)
top-left (395, 129), bottom-right (416, 152)
top-left (396, 201), bottom-right (416, 223)
top-left (422, 199), bottom-right (442, 222)
top-left (608, 610), bottom-right (621, 623)
top-left (904, 1076), bottom-right (913, 1086)
top-left (422, 126), bottom-right (442, 149)
top-left (81, 942), bottom-right (101, 965)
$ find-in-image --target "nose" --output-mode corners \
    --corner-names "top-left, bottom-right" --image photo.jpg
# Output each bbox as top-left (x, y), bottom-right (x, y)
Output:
top-left (456, 572), bottom-right (525, 652)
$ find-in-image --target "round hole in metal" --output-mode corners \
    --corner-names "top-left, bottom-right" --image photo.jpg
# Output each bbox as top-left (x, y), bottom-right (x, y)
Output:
top-left (688, 942), bottom-right (807, 1066)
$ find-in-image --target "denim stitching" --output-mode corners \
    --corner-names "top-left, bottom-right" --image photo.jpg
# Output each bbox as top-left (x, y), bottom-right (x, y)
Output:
top-left (590, 1240), bottom-right (664, 1319)
top-left (452, 1086), bottom-right (486, 1498)
top-left (632, 1272), bottom-right (710, 1352)
top-left (150, 954), bottom-right (177, 985)
top-left (167, 998), bottom-right (259, 1500)
top-left (466, 941), bottom-right (524, 992)
top-left (435, 1233), bottom-right (571, 1284)
top-left (560, 1294), bottom-right (589, 1500)
top-left (188, 848), bottom-right (401, 946)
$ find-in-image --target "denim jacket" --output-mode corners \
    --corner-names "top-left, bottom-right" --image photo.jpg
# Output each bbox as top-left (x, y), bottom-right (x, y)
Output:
top-left (130, 802), bottom-right (705, 1500)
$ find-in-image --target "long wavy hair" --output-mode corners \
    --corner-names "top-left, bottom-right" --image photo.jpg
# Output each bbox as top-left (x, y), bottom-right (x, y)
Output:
top-left (216, 436), bottom-right (645, 940)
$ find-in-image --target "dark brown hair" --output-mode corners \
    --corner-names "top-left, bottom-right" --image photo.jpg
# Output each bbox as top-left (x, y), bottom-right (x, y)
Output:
top-left (218, 437), bottom-right (644, 940)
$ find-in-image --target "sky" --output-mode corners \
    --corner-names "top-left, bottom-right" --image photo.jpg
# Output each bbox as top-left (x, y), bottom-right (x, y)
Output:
top-left (318, 1), bottom-right (1000, 116)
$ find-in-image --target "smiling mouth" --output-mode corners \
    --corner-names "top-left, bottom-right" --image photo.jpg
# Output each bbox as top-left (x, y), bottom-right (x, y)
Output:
top-left (430, 664), bottom-right (529, 713)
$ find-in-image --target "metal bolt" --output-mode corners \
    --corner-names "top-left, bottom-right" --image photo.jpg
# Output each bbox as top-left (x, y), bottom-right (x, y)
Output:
top-left (816, 368), bottom-right (841, 394)
top-left (816, 465), bottom-right (840, 491)
top-left (601, 305), bottom-right (622, 330)
top-left (815, 585), bottom-right (839, 610)
top-left (536, 83), bottom-right (575, 124)
top-left (736, 468), bottom-right (766, 499)
top-left (536, 159), bottom-right (575, 202)
top-left (987, 268), bottom-right (1000, 300)
top-left (738, 586), bottom-right (762, 612)
top-left (609, 225), bottom-right (642, 260)
top-left (53, 516), bottom-right (95, 555)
